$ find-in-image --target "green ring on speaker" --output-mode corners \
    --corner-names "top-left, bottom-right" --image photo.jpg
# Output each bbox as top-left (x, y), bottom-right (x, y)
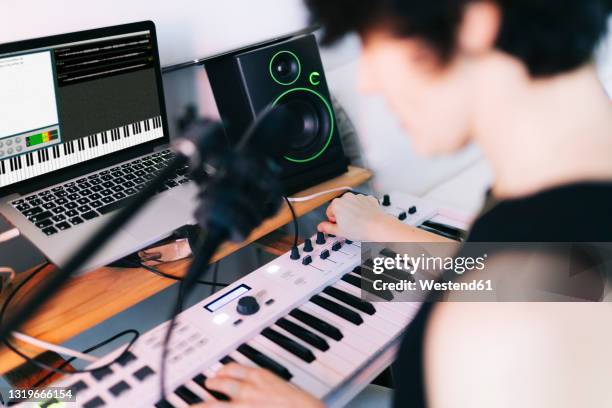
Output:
top-left (269, 50), bottom-right (301, 86)
top-left (272, 87), bottom-right (335, 163)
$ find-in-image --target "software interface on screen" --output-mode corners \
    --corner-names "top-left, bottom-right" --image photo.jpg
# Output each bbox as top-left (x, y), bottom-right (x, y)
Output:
top-left (0, 30), bottom-right (165, 188)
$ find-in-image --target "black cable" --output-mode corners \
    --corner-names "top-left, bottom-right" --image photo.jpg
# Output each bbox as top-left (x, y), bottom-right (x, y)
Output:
top-left (123, 259), bottom-right (228, 288)
top-left (284, 196), bottom-right (299, 249)
top-left (0, 263), bottom-right (139, 378)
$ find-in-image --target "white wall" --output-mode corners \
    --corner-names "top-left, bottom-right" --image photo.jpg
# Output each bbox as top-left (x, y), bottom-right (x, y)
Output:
top-left (0, 0), bottom-right (308, 68)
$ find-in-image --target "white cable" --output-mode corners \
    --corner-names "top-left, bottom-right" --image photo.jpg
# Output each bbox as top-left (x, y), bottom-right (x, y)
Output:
top-left (287, 186), bottom-right (354, 202)
top-left (11, 332), bottom-right (99, 363)
top-left (0, 228), bottom-right (20, 243)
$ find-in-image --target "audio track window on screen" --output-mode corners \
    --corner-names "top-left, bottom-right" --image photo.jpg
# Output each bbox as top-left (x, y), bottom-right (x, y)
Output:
top-left (0, 51), bottom-right (62, 160)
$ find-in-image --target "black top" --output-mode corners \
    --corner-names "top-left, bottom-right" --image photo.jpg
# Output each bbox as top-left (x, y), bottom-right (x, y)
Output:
top-left (392, 182), bottom-right (612, 408)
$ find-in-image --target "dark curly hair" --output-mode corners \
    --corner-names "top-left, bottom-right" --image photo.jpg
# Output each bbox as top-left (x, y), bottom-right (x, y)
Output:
top-left (304, 0), bottom-right (611, 77)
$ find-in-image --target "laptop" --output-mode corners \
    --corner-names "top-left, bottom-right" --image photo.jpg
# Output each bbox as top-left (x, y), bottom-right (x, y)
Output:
top-left (0, 21), bottom-right (199, 272)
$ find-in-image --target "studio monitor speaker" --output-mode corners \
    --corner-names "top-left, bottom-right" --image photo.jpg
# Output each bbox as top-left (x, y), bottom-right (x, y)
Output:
top-left (206, 34), bottom-right (348, 194)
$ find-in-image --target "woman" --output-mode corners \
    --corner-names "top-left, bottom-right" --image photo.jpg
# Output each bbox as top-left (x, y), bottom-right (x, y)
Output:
top-left (198, 1), bottom-right (612, 406)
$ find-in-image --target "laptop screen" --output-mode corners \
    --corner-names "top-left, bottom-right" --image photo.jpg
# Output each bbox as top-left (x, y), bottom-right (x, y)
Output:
top-left (0, 25), bottom-right (165, 189)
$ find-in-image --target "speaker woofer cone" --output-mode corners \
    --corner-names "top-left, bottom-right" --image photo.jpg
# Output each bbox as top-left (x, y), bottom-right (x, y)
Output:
top-left (272, 88), bottom-right (335, 163)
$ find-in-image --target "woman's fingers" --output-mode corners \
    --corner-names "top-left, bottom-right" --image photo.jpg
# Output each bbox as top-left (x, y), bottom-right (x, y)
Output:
top-left (317, 221), bottom-right (339, 235)
top-left (205, 376), bottom-right (254, 400)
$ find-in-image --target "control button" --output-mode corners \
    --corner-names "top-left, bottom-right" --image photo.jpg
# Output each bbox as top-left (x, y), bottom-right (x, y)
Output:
top-left (302, 255), bottom-right (312, 265)
top-left (303, 238), bottom-right (313, 252)
top-left (315, 231), bottom-right (326, 245)
top-left (68, 379), bottom-right (89, 395)
top-left (382, 194), bottom-right (391, 206)
top-left (236, 296), bottom-right (260, 315)
top-left (233, 319), bottom-right (243, 326)
top-left (116, 351), bottom-right (136, 366)
top-left (83, 396), bottom-right (105, 408)
top-left (16, 145), bottom-right (22, 152)
top-left (7, 148), bottom-right (13, 155)
top-left (408, 206), bottom-right (417, 214)
top-left (6, 139), bottom-right (12, 146)
top-left (0, 151), bottom-right (4, 157)
top-left (345, 239), bottom-right (353, 244)
top-left (265, 298), bottom-right (275, 305)
top-left (0, 141), bottom-right (3, 147)
top-left (133, 366), bottom-right (155, 381)
top-left (91, 366), bottom-right (113, 381)
top-left (15, 137), bottom-right (21, 143)
top-left (109, 380), bottom-right (131, 397)
top-left (290, 247), bottom-right (300, 260)
top-left (331, 241), bottom-right (342, 251)
top-left (398, 211), bottom-right (407, 221)
top-left (320, 249), bottom-right (330, 259)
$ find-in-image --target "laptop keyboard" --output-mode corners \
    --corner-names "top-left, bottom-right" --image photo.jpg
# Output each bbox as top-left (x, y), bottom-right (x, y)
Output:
top-left (9, 149), bottom-right (191, 236)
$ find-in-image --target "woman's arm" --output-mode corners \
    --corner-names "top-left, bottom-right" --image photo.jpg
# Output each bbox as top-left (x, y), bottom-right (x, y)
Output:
top-left (318, 193), bottom-right (453, 243)
top-left (425, 302), bottom-right (612, 407)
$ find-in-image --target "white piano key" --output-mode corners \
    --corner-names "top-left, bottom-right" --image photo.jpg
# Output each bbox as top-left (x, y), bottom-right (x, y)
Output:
top-left (248, 337), bottom-right (332, 398)
top-left (300, 303), bottom-right (384, 354)
top-left (316, 292), bottom-right (402, 336)
top-left (272, 322), bottom-right (362, 375)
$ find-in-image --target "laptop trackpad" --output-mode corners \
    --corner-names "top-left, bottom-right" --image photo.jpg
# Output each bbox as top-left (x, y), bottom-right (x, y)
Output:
top-left (124, 193), bottom-right (196, 242)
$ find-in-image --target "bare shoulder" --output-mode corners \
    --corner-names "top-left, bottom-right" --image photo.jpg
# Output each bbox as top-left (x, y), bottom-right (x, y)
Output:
top-left (424, 302), bottom-right (612, 408)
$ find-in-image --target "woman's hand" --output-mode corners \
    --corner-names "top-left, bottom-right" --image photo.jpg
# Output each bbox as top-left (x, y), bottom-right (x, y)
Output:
top-left (193, 363), bottom-right (324, 408)
top-left (317, 193), bottom-right (392, 241)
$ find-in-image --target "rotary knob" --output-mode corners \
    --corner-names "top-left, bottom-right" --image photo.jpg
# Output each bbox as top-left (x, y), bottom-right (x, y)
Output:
top-left (382, 194), bottom-right (391, 206)
top-left (236, 296), bottom-right (260, 315)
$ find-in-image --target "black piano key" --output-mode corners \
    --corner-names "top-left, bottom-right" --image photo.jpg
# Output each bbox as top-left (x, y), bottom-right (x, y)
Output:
top-left (219, 355), bottom-right (235, 365)
top-left (174, 385), bottom-right (203, 404)
top-left (289, 309), bottom-right (343, 341)
top-left (261, 328), bottom-right (315, 363)
top-left (237, 344), bottom-right (292, 381)
top-left (0, 160), bottom-right (5, 174)
top-left (123, 125), bottom-right (130, 137)
top-left (310, 295), bottom-right (363, 325)
top-left (144, 120), bottom-right (150, 131)
top-left (323, 286), bottom-right (376, 315)
top-left (341, 273), bottom-right (394, 301)
top-left (276, 318), bottom-right (329, 351)
top-left (193, 373), bottom-right (230, 401)
top-left (154, 399), bottom-right (175, 408)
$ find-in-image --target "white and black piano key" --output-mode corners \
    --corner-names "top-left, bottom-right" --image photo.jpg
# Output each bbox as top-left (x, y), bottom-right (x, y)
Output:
top-left (272, 320), bottom-right (364, 376)
top-left (341, 272), bottom-right (394, 301)
top-left (288, 308), bottom-right (343, 341)
top-left (300, 303), bottom-right (383, 354)
top-left (254, 332), bottom-right (342, 383)
top-left (248, 338), bottom-right (333, 397)
top-left (275, 317), bottom-right (330, 352)
top-left (317, 292), bottom-right (401, 337)
top-left (322, 286), bottom-right (376, 315)
top-left (260, 328), bottom-right (315, 363)
top-left (310, 295), bottom-right (364, 326)
top-left (192, 373), bottom-right (229, 401)
top-left (236, 343), bottom-right (292, 381)
top-left (333, 279), bottom-right (419, 322)
top-left (281, 314), bottom-right (374, 366)
top-left (174, 384), bottom-right (204, 405)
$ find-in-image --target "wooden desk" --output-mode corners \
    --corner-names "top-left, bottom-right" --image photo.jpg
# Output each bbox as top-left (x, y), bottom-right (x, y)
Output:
top-left (0, 166), bottom-right (371, 375)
